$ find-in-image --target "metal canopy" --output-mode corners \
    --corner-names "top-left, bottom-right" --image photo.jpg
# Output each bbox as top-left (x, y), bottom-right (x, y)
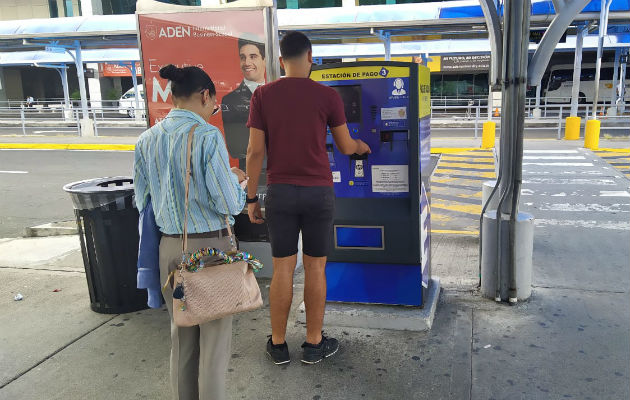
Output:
top-left (0, 14), bottom-right (137, 52)
top-left (0, 14), bottom-right (137, 38)
top-left (0, 1), bottom-right (626, 49)
top-left (310, 32), bottom-right (629, 59)
top-left (0, 48), bottom-right (140, 66)
top-left (279, 0), bottom-right (630, 40)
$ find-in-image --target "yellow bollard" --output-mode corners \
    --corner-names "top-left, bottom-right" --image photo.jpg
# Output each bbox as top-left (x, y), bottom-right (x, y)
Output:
top-left (482, 121), bottom-right (496, 149)
top-left (564, 116), bottom-right (581, 140)
top-left (584, 119), bottom-right (600, 150)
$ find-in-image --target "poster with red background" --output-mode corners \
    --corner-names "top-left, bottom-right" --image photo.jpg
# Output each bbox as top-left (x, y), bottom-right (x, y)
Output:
top-left (138, 10), bottom-right (266, 167)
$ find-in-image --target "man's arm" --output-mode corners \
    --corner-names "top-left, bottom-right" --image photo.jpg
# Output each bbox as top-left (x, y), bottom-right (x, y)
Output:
top-left (245, 127), bottom-right (266, 224)
top-left (330, 124), bottom-right (371, 155)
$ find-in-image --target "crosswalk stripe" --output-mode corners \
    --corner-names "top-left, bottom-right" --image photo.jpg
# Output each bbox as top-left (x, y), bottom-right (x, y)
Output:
top-left (523, 150), bottom-right (580, 154)
top-left (523, 156), bottom-right (586, 160)
top-left (523, 162), bottom-right (594, 166)
top-left (435, 166), bottom-right (495, 173)
top-left (431, 201), bottom-right (481, 216)
top-left (434, 172), bottom-right (492, 180)
top-left (534, 219), bottom-right (630, 230)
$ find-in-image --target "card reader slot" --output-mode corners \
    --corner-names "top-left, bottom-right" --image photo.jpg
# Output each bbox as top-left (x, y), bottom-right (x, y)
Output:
top-left (350, 153), bottom-right (368, 160)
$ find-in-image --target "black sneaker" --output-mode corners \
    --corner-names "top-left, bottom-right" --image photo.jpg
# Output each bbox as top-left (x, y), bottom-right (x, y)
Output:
top-left (266, 336), bottom-right (290, 365)
top-left (301, 335), bottom-right (339, 364)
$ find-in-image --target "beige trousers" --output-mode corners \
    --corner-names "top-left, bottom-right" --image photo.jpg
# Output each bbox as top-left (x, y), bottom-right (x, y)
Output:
top-left (159, 235), bottom-right (234, 400)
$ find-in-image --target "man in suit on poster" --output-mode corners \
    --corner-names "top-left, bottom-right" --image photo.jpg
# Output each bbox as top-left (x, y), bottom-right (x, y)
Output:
top-left (221, 38), bottom-right (266, 169)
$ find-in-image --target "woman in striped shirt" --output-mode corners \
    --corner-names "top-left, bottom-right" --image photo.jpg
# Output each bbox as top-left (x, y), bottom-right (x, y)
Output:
top-left (134, 64), bottom-right (247, 400)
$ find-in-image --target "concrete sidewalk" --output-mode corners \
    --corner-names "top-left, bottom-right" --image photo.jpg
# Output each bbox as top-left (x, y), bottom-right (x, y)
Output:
top-left (1, 137), bottom-right (629, 399)
top-left (2, 225), bottom-right (629, 398)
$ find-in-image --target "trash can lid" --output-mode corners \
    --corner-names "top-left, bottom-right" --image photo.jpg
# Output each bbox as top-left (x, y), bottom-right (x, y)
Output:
top-left (63, 177), bottom-right (134, 211)
top-left (63, 177), bottom-right (133, 194)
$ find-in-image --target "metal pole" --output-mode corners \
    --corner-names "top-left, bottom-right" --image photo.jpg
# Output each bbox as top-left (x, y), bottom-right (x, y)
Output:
top-left (495, 0), bottom-right (530, 304)
top-left (534, 85), bottom-right (542, 117)
top-left (475, 105), bottom-right (480, 139)
top-left (558, 105), bottom-right (563, 139)
top-left (72, 42), bottom-right (89, 121)
top-left (384, 32), bottom-right (391, 61)
top-left (131, 62), bottom-right (141, 121)
top-left (487, 89), bottom-right (493, 120)
top-left (92, 108), bottom-right (98, 137)
top-left (610, 48), bottom-right (621, 107)
top-left (618, 50), bottom-right (628, 114)
top-left (263, 1), bottom-right (281, 83)
top-left (75, 109), bottom-right (81, 136)
top-left (20, 106), bottom-right (26, 136)
top-left (570, 25), bottom-right (585, 117)
top-left (53, 67), bottom-right (72, 113)
top-left (61, 67), bottom-right (70, 110)
top-left (591, 0), bottom-right (613, 118)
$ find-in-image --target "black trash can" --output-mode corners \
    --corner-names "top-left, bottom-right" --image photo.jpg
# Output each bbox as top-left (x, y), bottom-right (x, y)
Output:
top-left (64, 177), bottom-right (148, 314)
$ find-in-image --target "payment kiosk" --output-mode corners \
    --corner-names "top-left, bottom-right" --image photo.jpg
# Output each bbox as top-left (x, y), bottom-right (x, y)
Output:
top-left (311, 62), bottom-right (431, 306)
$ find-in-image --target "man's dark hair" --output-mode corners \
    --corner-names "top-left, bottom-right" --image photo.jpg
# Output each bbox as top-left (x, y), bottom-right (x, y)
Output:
top-left (279, 31), bottom-right (311, 60)
top-left (159, 65), bottom-right (216, 98)
top-left (238, 38), bottom-right (265, 59)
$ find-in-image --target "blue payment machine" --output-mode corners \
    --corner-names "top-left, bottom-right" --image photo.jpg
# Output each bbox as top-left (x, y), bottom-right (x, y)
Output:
top-left (311, 62), bottom-right (431, 306)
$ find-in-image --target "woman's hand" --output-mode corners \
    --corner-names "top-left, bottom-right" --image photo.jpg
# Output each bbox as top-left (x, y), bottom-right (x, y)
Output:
top-left (231, 167), bottom-right (247, 183)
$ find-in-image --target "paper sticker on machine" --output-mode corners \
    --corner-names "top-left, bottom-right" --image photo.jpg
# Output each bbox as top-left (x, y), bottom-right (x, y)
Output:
top-left (371, 165), bottom-right (409, 193)
top-left (381, 107), bottom-right (407, 120)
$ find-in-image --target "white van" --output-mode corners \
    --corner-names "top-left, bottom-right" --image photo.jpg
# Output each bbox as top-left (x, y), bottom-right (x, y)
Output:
top-left (118, 84), bottom-right (145, 117)
top-left (544, 63), bottom-right (629, 104)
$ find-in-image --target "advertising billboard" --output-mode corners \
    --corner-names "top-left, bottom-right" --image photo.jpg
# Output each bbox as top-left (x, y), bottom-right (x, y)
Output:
top-left (100, 63), bottom-right (143, 77)
top-left (138, 9), bottom-right (272, 168)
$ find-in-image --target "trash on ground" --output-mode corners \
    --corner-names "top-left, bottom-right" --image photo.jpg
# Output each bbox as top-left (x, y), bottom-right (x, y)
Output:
top-left (14, 293), bottom-right (24, 301)
top-left (52, 289), bottom-right (62, 292)
top-left (483, 344), bottom-right (492, 349)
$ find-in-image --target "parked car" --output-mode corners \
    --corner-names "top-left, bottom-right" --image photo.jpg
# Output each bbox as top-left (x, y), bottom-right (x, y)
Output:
top-left (118, 84), bottom-right (145, 118)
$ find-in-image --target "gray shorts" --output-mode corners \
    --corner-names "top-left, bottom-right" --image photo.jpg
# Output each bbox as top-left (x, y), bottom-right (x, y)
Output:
top-left (265, 184), bottom-right (335, 258)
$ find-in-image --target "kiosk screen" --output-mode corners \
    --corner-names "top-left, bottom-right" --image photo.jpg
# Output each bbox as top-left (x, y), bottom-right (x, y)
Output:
top-left (332, 85), bottom-right (362, 124)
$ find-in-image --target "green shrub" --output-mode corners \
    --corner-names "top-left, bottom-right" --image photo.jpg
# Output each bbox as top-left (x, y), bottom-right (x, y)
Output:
top-left (104, 88), bottom-right (121, 101)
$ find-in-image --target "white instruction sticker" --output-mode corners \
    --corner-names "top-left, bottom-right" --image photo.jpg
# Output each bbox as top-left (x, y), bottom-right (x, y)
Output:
top-left (371, 165), bottom-right (409, 193)
top-left (332, 171), bottom-right (341, 183)
top-left (381, 107), bottom-right (407, 120)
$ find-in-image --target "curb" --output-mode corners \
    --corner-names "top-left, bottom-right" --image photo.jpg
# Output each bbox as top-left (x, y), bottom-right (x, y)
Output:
top-left (431, 147), bottom-right (490, 153)
top-left (596, 148), bottom-right (630, 153)
top-left (0, 143), bottom-right (135, 151)
top-left (298, 277), bottom-right (441, 331)
top-left (25, 221), bottom-right (78, 237)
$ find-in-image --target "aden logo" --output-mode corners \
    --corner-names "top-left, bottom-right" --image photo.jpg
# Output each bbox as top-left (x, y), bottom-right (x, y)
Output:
top-left (145, 24), bottom-right (157, 41)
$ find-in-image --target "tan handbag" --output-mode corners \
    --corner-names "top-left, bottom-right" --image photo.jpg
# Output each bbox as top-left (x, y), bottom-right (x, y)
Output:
top-left (167, 124), bottom-right (263, 327)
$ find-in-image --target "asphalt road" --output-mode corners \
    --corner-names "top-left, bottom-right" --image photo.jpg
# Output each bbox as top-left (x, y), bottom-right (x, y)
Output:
top-left (1, 126), bottom-right (627, 139)
top-left (0, 127), bottom-right (146, 137)
top-left (0, 149), bottom-right (134, 237)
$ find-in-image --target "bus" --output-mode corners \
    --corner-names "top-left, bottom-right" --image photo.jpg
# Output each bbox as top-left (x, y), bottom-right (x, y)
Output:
top-left (544, 63), bottom-right (629, 104)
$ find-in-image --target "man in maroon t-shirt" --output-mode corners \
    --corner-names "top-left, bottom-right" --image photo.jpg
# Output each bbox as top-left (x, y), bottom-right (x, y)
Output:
top-left (246, 31), bottom-right (371, 365)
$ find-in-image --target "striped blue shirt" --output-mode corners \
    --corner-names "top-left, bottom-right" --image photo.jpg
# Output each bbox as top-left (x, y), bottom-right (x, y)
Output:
top-left (134, 109), bottom-right (246, 234)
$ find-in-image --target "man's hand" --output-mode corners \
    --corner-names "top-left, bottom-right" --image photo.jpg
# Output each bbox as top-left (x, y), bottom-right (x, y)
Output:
top-left (248, 201), bottom-right (264, 224)
top-left (231, 167), bottom-right (247, 183)
top-left (356, 139), bottom-right (371, 155)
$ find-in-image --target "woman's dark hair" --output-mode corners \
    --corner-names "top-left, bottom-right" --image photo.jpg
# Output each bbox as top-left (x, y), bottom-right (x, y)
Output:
top-left (279, 31), bottom-right (311, 60)
top-left (159, 65), bottom-right (216, 98)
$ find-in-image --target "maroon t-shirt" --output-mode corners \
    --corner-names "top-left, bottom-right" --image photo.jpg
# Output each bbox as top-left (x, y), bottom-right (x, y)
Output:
top-left (247, 77), bottom-right (346, 187)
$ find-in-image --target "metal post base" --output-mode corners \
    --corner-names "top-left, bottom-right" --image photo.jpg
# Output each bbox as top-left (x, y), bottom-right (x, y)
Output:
top-left (80, 118), bottom-right (95, 137)
top-left (481, 211), bottom-right (534, 302)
